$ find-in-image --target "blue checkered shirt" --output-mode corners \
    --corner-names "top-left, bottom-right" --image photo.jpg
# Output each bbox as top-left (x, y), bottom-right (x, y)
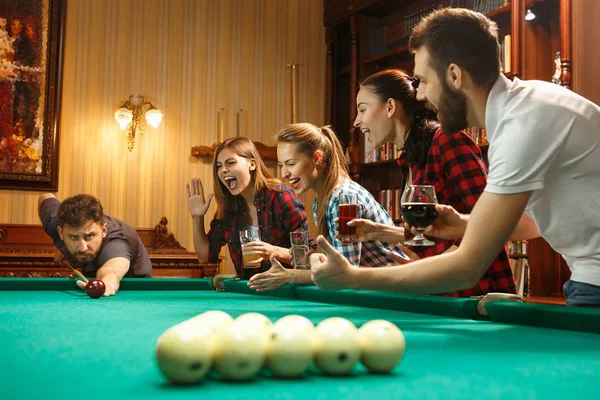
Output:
top-left (312, 179), bottom-right (406, 267)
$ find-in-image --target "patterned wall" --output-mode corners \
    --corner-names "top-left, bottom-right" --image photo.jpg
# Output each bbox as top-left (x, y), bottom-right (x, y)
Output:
top-left (0, 0), bottom-right (325, 274)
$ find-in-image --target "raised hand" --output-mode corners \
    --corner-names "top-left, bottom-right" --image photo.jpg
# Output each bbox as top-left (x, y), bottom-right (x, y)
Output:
top-left (186, 178), bottom-right (214, 217)
top-left (404, 204), bottom-right (467, 240)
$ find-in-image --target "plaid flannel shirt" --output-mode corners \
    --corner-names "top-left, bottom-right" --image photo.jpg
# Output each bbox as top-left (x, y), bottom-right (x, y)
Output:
top-left (399, 128), bottom-right (517, 297)
top-left (207, 185), bottom-right (313, 277)
top-left (313, 179), bottom-right (406, 267)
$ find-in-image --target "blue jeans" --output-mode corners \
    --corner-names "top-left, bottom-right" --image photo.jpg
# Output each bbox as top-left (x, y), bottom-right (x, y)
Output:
top-left (563, 280), bottom-right (600, 307)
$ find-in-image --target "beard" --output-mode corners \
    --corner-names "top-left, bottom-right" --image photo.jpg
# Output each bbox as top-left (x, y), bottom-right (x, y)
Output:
top-left (436, 80), bottom-right (469, 134)
top-left (69, 249), bottom-right (98, 265)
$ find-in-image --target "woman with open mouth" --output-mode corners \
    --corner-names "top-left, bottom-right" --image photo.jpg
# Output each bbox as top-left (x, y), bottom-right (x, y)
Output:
top-left (186, 137), bottom-right (314, 283)
top-left (340, 68), bottom-right (516, 298)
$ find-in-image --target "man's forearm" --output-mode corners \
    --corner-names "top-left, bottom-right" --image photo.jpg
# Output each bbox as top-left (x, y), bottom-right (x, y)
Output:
top-left (290, 269), bottom-right (314, 285)
top-left (461, 212), bottom-right (540, 241)
top-left (192, 216), bottom-right (210, 262)
top-left (350, 250), bottom-right (478, 294)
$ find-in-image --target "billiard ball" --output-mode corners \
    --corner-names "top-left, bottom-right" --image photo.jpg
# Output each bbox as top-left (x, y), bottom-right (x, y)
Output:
top-left (212, 320), bottom-right (267, 381)
top-left (235, 312), bottom-right (272, 334)
top-left (85, 279), bottom-right (106, 299)
top-left (266, 315), bottom-right (314, 378)
top-left (187, 310), bottom-right (234, 334)
top-left (155, 324), bottom-right (214, 385)
top-left (313, 317), bottom-right (360, 376)
top-left (357, 319), bottom-right (406, 374)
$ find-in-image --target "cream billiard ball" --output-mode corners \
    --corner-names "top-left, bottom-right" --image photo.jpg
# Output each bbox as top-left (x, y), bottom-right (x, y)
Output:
top-left (235, 312), bottom-right (272, 334)
top-left (266, 315), bottom-right (315, 378)
top-left (313, 317), bottom-right (360, 376)
top-left (212, 320), bottom-right (268, 381)
top-left (188, 310), bottom-right (234, 334)
top-left (358, 319), bottom-right (406, 373)
top-left (155, 323), bottom-right (214, 385)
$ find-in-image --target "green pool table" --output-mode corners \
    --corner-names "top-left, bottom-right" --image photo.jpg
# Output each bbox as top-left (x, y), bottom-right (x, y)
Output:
top-left (1, 278), bottom-right (599, 400)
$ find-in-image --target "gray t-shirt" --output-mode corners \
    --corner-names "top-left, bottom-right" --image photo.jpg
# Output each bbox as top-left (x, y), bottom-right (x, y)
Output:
top-left (40, 198), bottom-right (152, 277)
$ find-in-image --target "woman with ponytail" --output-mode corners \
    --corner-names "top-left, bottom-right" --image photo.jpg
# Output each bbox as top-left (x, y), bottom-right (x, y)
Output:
top-left (247, 122), bottom-right (407, 294)
top-left (345, 68), bottom-right (516, 297)
top-left (186, 137), bottom-right (313, 284)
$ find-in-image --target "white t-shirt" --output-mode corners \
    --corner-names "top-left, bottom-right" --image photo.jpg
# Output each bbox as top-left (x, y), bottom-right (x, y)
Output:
top-left (485, 75), bottom-right (600, 287)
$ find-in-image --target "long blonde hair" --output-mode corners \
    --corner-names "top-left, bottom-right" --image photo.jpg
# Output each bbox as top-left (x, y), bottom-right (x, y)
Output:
top-left (213, 137), bottom-right (280, 219)
top-left (275, 123), bottom-right (349, 239)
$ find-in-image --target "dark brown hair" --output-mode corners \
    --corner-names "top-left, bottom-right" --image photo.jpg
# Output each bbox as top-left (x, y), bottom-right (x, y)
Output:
top-left (360, 69), bottom-right (438, 166)
top-left (409, 8), bottom-right (501, 90)
top-left (57, 194), bottom-right (104, 227)
top-left (275, 123), bottom-right (349, 239)
top-left (213, 137), bottom-right (281, 219)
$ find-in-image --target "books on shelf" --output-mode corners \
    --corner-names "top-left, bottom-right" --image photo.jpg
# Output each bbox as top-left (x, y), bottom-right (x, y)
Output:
top-left (501, 34), bottom-right (512, 74)
top-left (365, 1), bottom-right (508, 62)
top-left (507, 240), bottom-right (529, 296)
top-left (362, 136), bottom-right (400, 163)
top-left (471, 0), bottom-right (508, 14)
top-left (465, 127), bottom-right (487, 146)
top-left (378, 188), bottom-right (402, 221)
top-left (507, 240), bottom-right (528, 256)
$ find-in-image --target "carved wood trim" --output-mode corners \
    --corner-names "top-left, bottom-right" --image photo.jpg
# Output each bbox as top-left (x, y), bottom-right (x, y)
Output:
top-left (559, 0), bottom-right (572, 89)
top-left (191, 141), bottom-right (277, 161)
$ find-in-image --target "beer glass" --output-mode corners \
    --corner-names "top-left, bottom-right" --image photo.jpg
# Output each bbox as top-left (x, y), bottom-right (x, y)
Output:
top-left (240, 226), bottom-right (262, 279)
top-left (290, 230), bottom-right (310, 269)
top-left (338, 193), bottom-right (358, 243)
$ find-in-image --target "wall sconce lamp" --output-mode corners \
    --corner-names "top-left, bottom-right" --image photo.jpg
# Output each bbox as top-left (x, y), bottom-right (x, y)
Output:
top-left (525, 9), bottom-right (536, 21)
top-left (114, 94), bottom-right (163, 151)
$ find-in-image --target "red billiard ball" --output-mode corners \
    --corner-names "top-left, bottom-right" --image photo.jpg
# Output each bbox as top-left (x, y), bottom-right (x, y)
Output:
top-left (85, 279), bottom-right (106, 299)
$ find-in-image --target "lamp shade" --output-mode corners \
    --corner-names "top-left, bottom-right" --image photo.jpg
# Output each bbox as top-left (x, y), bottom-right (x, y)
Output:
top-left (525, 9), bottom-right (536, 21)
top-left (114, 108), bottom-right (133, 130)
top-left (145, 108), bottom-right (163, 128)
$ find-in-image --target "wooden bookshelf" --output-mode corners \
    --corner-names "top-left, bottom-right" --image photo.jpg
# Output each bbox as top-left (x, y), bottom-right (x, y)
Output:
top-left (362, 44), bottom-right (409, 65)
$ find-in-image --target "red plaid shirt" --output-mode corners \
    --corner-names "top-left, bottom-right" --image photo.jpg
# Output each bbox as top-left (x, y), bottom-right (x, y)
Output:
top-left (207, 185), bottom-right (313, 277)
top-left (399, 128), bottom-right (517, 297)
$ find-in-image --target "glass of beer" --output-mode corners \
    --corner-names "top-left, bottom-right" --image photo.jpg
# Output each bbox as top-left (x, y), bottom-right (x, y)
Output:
top-left (401, 185), bottom-right (438, 247)
top-left (239, 226), bottom-right (262, 279)
top-left (290, 230), bottom-right (310, 269)
top-left (338, 193), bottom-right (359, 243)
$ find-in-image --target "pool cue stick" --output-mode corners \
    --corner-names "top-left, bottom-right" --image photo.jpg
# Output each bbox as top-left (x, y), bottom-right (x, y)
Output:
top-left (69, 266), bottom-right (89, 284)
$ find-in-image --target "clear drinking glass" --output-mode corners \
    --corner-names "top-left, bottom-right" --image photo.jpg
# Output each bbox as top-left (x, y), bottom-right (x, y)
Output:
top-left (401, 185), bottom-right (438, 247)
top-left (290, 230), bottom-right (310, 269)
top-left (239, 226), bottom-right (262, 279)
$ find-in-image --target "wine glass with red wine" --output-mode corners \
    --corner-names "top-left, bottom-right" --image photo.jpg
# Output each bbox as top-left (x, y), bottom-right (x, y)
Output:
top-left (401, 185), bottom-right (438, 246)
